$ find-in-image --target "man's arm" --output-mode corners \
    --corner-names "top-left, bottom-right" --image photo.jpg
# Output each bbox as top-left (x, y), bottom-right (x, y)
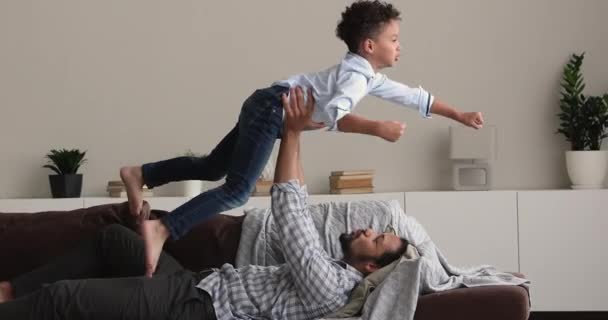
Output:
top-left (274, 88), bottom-right (309, 185)
top-left (271, 87), bottom-right (353, 308)
top-left (273, 129), bottom-right (301, 184)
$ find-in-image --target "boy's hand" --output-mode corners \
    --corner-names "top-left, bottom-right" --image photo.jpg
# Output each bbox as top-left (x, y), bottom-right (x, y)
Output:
top-left (377, 120), bottom-right (406, 142)
top-left (281, 87), bottom-right (316, 133)
top-left (459, 112), bottom-right (484, 129)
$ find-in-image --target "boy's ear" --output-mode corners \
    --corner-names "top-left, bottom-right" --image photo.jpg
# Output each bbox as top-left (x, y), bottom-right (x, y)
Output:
top-left (361, 38), bottom-right (375, 55)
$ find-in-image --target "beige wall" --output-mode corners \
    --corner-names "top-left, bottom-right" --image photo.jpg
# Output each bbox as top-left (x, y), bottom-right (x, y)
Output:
top-left (1, 0), bottom-right (607, 198)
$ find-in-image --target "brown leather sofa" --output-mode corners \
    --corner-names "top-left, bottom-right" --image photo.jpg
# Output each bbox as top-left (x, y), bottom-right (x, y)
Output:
top-left (0, 202), bottom-right (530, 320)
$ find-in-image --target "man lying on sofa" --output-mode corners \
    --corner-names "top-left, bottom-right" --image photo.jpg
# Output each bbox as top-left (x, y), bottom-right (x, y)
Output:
top-left (0, 87), bottom-right (409, 320)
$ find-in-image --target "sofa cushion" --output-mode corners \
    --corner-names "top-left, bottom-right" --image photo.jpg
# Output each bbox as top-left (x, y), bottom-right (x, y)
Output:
top-left (0, 201), bottom-right (244, 280)
top-left (0, 202), bottom-right (137, 280)
top-left (163, 214), bottom-right (244, 272)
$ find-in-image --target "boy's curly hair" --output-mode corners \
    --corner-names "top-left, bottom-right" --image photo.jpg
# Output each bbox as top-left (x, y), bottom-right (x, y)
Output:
top-left (336, 1), bottom-right (401, 53)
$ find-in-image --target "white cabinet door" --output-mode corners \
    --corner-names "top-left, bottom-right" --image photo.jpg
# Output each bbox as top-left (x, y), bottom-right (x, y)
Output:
top-left (405, 191), bottom-right (519, 272)
top-left (518, 190), bottom-right (608, 311)
top-left (0, 198), bottom-right (84, 213)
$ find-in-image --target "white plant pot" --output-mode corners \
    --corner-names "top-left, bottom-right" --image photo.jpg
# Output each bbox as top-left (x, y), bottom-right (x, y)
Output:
top-left (178, 180), bottom-right (203, 197)
top-left (565, 150), bottom-right (608, 189)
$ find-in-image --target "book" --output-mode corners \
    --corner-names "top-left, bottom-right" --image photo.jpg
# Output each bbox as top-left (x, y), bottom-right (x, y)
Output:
top-left (330, 170), bottom-right (375, 176)
top-left (330, 187), bottom-right (374, 194)
top-left (253, 180), bottom-right (273, 196)
top-left (108, 190), bottom-right (153, 198)
top-left (255, 180), bottom-right (273, 186)
top-left (329, 174), bottom-right (373, 180)
top-left (107, 180), bottom-right (125, 187)
top-left (329, 176), bottom-right (373, 189)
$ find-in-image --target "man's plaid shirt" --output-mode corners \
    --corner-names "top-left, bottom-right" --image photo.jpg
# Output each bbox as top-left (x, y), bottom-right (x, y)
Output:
top-left (197, 180), bottom-right (363, 320)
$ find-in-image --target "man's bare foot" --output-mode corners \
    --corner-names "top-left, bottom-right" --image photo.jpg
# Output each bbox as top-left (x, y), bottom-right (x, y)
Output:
top-left (0, 281), bottom-right (14, 303)
top-left (120, 166), bottom-right (144, 217)
top-left (141, 220), bottom-right (170, 277)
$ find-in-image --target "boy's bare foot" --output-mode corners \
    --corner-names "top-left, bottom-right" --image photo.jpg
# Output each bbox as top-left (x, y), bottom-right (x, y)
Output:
top-left (141, 220), bottom-right (170, 278)
top-left (120, 166), bottom-right (144, 217)
top-left (0, 281), bottom-right (14, 303)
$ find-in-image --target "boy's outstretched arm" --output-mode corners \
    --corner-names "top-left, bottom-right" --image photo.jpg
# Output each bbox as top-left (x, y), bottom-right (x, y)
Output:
top-left (274, 87), bottom-right (314, 185)
top-left (430, 98), bottom-right (484, 129)
top-left (335, 98), bottom-right (482, 142)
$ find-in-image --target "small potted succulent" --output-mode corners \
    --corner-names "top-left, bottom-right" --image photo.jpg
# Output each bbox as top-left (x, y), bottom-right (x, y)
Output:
top-left (43, 148), bottom-right (87, 198)
top-left (557, 52), bottom-right (608, 189)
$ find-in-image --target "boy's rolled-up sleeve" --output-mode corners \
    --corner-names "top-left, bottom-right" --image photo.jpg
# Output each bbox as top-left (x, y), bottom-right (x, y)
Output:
top-left (320, 73), bottom-right (369, 131)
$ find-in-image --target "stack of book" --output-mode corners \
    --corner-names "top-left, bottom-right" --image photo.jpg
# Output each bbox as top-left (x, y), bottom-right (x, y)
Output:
top-left (253, 179), bottom-right (273, 196)
top-left (329, 170), bottom-right (374, 194)
top-left (106, 180), bottom-right (153, 198)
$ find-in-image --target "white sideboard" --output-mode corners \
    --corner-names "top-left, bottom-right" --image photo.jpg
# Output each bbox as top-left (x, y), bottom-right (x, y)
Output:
top-left (226, 192), bottom-right (406, 217)
top-left (83, 197), bottom-right (191, 212)
top-left (518, 190), bottom-right (608, 311)
top-left (405, 191), bottom-right (519, 273)
top-left (1, 189), bottom-right (607, 311)
top-left (0, 198), bottom-right (85, 212)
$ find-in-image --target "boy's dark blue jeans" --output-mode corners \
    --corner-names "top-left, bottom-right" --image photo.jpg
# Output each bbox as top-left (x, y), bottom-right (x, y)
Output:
top-left (141, 85), bottom-right (289, 239)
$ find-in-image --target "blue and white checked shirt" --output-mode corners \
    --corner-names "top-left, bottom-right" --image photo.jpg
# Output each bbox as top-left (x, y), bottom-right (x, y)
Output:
top-left (274, 52), bottom-right (434, 131)
top-left (197, 180), bottom-right (363, 320)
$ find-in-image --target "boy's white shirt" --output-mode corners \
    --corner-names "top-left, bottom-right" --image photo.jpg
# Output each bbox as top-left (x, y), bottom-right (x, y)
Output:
top-left (274, 52), bottom-right (434, 131)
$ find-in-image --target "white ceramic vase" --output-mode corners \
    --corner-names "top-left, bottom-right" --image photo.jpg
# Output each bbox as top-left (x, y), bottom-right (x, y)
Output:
top-left (178, 180), bottom-right (203, 197)
top-left (565, 150), bottom-right (608, 189)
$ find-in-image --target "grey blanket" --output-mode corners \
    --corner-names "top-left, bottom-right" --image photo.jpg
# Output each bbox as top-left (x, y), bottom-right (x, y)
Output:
top-left (235, 200), bottom-right (530, 320)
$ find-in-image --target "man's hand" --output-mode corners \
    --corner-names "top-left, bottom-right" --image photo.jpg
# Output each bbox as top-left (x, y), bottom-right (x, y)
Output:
top-left (459, 112), bottom-right (484, 129)
top-left (282, 87), bottom-right (316, 133)
top-left (304, 120), bottom-right (326, 131)
top-left (376, 120), bottom-right (406, 142)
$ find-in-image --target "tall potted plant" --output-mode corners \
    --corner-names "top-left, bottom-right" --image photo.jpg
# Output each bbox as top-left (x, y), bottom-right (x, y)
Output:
top-left (557, 52), bottom-right (608, 189)
top-left (43, 148), bottom-right (87, 198)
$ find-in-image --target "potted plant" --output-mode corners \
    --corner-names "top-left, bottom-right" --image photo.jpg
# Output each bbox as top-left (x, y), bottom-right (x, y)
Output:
top-left (176, 149), bottom-right (204, 197)
top-left (43, 148), bottom-right (87, 198)
top-left (557, 52), bottom-right (608, 189)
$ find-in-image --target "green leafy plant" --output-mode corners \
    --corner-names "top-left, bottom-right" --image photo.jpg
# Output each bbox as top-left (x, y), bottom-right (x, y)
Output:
top-left (557, 52), bottom-right (608, 151)
top-left (583, 95), bottom-right (608, 150)
top-left (43, 148), bottom-right (87, 175)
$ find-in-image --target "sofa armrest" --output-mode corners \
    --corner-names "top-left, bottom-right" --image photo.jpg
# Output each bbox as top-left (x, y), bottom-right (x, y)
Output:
top-left (415, 285), bottom-right (530, 320)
